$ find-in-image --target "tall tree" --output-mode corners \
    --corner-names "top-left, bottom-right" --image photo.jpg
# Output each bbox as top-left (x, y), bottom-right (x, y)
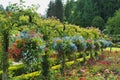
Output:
top-left (81, 0), bottom-right (99, 27)
top-left (67, 0), bottom-right (99, 27)
top-left (64, 0), bottom-right (76, 23)
top-left (92, 16), bottom-right (105, 30)
top-left (106, 9), bottom-right (120, 35)
top-left (94, 0), bottom-right (120, 21)
top-left (54, 0), bottom-right (64, 22)
top-left (47, 0), bottom-right (55, 17)
top-left (70, 0), bottom-right (83, 26)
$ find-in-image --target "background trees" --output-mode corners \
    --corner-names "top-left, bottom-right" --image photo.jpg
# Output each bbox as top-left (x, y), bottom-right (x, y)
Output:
top-left (47, 0), bottom-right (64, 22)
top-left (106, 9), bottom-right (120, 35)
top-left (47, 1), bottom-right (55, 18)
top-left (47, 0), bottom-right (120, 33)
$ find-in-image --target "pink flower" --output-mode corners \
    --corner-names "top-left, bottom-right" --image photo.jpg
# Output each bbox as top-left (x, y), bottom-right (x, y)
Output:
top-left (45, 47), bottom-right (49, 51)
top-left (80, 69), bottom-right (86, 73)
top-left (104, 69), bottom-right (109, 73)
top-left (31, 34), bottom-right (35, 37)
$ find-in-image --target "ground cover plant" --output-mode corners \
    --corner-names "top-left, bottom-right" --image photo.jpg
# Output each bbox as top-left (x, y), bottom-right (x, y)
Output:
top-left (48, 48), bottom-right (120, 80)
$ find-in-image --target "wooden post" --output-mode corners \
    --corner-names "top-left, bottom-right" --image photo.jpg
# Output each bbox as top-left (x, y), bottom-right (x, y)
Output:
top-left (2, 31), bottom-right (9, 80)
top-left (60, 53), bottom-right (65, 76)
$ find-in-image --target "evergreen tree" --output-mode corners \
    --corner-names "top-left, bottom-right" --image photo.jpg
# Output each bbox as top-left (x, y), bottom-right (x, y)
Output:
top-left (81, 0), bottom-right (99, 27)
top-left (47, 0), bottom-right (55, 17)
top-left (64, 0), bottom-right (76, 23)
top-left (54, 0), bottom-right (64, 22)
top-left (70, 0), bottom-right (84, 26)
top-left (92, 16), bottom-right (105, 30)
top-left (94, 0), bottom-right (120, 21)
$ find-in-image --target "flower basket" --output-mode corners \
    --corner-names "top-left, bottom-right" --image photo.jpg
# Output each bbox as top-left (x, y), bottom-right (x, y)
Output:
top-left (72, 36), bottom-right (86, 52)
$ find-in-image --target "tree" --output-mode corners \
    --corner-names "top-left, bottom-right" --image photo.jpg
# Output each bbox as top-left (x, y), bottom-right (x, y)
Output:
top-left (47, 0), bottom-right (55, 17)
top-left (70, 0), bottom-right (83, 26)
top-left (54, 0), bottom-right (64, 22)
top-left (64, 0), bottom-right (76, 23)
top-left (92, 16), bottom-right (105, 30)
top-left (0, 4), bottom-right (4, 10)
top-left (93, 0), bottom-right (120, 21)
top-left (81, 0), bottom-right (99, 27)
top-left (106, 9), bottom-right (120, 35)
top-left (65, 0), bottom-right (99, 27)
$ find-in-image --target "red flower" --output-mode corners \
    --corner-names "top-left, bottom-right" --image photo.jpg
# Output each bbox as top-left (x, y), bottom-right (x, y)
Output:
top-left (9, 48), bottom-right (22, 58)
top-left (100, 54), bottom-right (105, 60)
top-left (80, 69), bottom-right (86, 73)
top-left (68, 73), bottom-right (72, 77)
top-left (100, 61), bottom-right (111, 66)
top-left (104, 69), bottom-right (109, 73)
top-left (79, 77), bottom-right (86, 80)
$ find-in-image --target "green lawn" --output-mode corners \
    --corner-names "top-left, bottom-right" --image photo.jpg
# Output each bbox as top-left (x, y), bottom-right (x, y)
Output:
top-left (105, 47), bottom-right (120, 51)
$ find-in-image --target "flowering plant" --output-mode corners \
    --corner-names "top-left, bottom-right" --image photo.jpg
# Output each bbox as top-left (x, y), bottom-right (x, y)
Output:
top-left (8, 39), bottom-right (24, 61)
top-left (98, 39), bottom-right (112, 48)
top-left (52, 36), bottom-right (77, 55)
top-left (72, 35), bottom-right (87, 52)
top-left (9, 30), bottom-right (45, 63)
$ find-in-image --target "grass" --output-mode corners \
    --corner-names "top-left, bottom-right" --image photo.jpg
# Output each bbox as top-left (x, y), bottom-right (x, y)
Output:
top-left (105, 47), bottom-right (120, 51)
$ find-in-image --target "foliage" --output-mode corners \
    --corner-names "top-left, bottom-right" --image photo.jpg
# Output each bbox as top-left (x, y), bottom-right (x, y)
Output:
top-left (64, 0), bottom-right (76, 23)
top-left (47, 0), bottom-right (64, 22)
top-left (35, 17), bottom-right (102, 40)
top-left (86, 39), bottom-right (94, 51)
top-left (106, 9), bottom-right (120, 35)
top-left (41, 50), bottom-right (51, 80)
top-left (46, 0), bottom-right (120, 31)
top-left (92, 16), bottom-right (105, 30)
top-left (52, 36), bottom-right (77, 55)
top-left (0, 37), bottom-right (2, 70)
top-left (98, 39), bottom-right (112, 48)
top-left (94, 40), bottom-right (102, 50)
top-left (9, 30), bottom-right (45, 72)
top-left (47, 1), bottom-right (55, 18)
top-left (0, 1), bottom-right (115, 80)
top-left (81, 0), bottom-right (98, 27)
top-left (72, 35), bottom-right (86, 52)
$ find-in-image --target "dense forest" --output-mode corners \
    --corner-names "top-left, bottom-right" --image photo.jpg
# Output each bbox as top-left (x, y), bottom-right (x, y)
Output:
top-left (47, 0), bottom-right (120, 35)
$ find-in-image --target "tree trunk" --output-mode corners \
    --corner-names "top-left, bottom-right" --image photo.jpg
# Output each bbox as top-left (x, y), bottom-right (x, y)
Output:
top-left (2, 31), bottom-right (9, 80)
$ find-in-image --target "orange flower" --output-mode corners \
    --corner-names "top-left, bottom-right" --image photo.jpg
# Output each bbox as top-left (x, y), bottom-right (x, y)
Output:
top-left (39, 34), bottom-right (43, 38)
top-left (15, 34), bottom-right (19, 37)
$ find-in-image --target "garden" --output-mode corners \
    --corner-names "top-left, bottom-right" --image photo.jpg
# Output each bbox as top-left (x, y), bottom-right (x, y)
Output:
top-left (0, 2), bottom-right (120, 80)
